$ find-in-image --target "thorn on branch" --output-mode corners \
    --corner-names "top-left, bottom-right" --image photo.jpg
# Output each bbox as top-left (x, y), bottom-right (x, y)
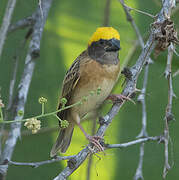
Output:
top-left (145, 58), bottom-right (154, 65)
top-left (129, 92), bottom-right (136, 99)
top-left (121, 67), bottom-right (133, 80)
top-left (166, 112), bottom-right (175, 122)
top-left (134, 171), bottom-right (144, 180)
top-left (67, 158), bottom-right (77, 169)
top-left (99, 116), bottom-right (109, 125)
top-left (120, 0), bottom-right (156, 19)
top-left (137, 93), bottom-right (144, 103)
top-left (31, 49), bottom-right (40, 59)
top-left (25, 28), bottom-right (33, 40)
top-left (164, 70), bottom-right (171, 79)
top-left (158, 135), bottom-right (165, 144)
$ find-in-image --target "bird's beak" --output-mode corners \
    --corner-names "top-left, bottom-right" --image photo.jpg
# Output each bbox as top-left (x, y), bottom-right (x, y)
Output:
top-left (106, 38), bottom-right (121, 52)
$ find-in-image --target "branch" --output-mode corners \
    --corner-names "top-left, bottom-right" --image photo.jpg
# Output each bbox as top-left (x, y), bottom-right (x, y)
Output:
top-left (118, 1), bottom-right (154, 180)
top-left (0, 0), bottom-right (53, 178)
top-left (0, 54), bottom-right (19, 156)
top-left (8, 156), bottom-right (75, 168)
top-left (173, 69), bottom-right (179, 77)
top-left (53, 147), bottom-right (90, 180)
top-left (103, 0), bottom-right (111, 26)
top-left (0, 0), bottom-right (17, 60)
top-left (53, 137), bottom-right (159, 180)
top-left (163, 43), bottom-right (175, 178)
top-left (4, 36), bottom-right (31, 121)
top-left (8, 15), bottom-right (35, 34)
top-left (119, 0), bottom-right (155, 19)
top-left (119, 0), bottom-right (152, 138)
top-left (134, 62), bottom-right (151, 180)
top-left (106, 136), bottom-right (159, 149)
top-left (6, 136), bottom-right (159, 172)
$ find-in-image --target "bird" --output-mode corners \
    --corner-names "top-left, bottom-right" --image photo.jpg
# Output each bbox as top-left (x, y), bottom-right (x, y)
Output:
top-left (50, 27), bottom-right (121, 157)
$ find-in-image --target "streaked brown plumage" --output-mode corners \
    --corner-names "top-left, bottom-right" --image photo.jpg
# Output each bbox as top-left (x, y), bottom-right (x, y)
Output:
top-left (50, 27), bottom-right (121, 157)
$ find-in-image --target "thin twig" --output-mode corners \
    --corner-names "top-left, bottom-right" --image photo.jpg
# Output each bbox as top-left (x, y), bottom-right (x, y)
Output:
top-left (0, 0), bottom-right (17, 60)
top-left (163, 43), bottom-right (175, 178)
top-left (134, 60), bottom-right (151, 180)
top-left (119, 1), bottom-right (156, 179)
top-left (103, 0), bottom-right (111, 26)
top-left (0, 0), bottom-right (53, 178)
top-left (134, 143), bottom-right (145, 180)
top-left (120, 40), bottom-right (139, 72)
top-left (137, 63), bottom-right (150, 138)
top-left (106, 136), bottom-right (159, 149)
top-left (0, 96), bottom-right (87, 124)
top-left (119, 0), bottom-right (151, 137)
top-left (5, 37), bottom-right (29, 117)
top-left (39, 0), bottom-right (44, 19)
top-left (8, 15), bottom-right (35, 34)
top-left (6, 137), bottom-right (159, 170)
top-left (119, 0), bottom-right (155, 19)
top-left (173, 69), bottom-right (179, 77)
top-left (8, 155), bottom-right (75, 168)
top-left (119, 0), bottom-right (154, 64)
top-left (0, 52), bottom-right (19, 157)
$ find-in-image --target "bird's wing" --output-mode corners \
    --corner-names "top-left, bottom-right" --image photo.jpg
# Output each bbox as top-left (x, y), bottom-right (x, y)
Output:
top-left (61, 50), bottom-right (88, 98)
top-left (57, 50), bottom-right (89, 119)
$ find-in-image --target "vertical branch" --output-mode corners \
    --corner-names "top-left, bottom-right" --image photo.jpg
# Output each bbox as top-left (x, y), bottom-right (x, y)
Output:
top-left (137, 63), bottom-right (149, 138)
top-left (0, 37), bottom-right (30, 157)
top-left (119, 1), bottom-right (154, 179)
top-left (134, 62), bottom-right (151, 180)
top-left (0, 0), bottom-right (17, 60)
top-left (0, 0), bottom-right (53, 178)
top-left (134, 143), bottom-right (145, 180)
top-left (5, 37), bottom-right (29, 117)
top-left (163, 44), bottom-right (175, 178)
top-left (103, 0), bottom-right (111, 26)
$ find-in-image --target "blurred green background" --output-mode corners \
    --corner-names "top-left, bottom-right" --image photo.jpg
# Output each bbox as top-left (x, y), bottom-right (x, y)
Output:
top-left (0, 0), bottom-right (179, 179)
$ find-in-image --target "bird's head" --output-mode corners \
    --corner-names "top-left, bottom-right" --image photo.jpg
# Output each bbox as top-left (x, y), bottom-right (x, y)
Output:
top-left (88, 27), bottom-right (121, 65)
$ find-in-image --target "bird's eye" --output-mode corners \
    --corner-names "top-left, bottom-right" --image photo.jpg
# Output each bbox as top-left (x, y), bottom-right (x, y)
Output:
top-left (99, 39), bottom-right (105, 45)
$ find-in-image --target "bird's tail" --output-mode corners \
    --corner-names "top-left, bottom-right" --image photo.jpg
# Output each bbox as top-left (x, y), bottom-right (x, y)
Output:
top-left (50, 123), bottom-right (74, 157)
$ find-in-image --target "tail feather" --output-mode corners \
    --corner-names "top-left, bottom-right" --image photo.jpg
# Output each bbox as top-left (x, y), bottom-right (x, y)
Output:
top-left (50, 124), bottom-right (74, 157)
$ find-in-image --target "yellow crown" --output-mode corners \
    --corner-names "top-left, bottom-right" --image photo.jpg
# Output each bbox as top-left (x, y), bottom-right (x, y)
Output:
top-left (88, 27), bottom-right (120, 46)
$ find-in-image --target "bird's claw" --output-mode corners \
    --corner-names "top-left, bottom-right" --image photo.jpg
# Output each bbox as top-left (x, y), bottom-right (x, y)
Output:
top-left (87, 135), bottom-right (104, 152)
top-left (107, 94), bottom-right (135, 104)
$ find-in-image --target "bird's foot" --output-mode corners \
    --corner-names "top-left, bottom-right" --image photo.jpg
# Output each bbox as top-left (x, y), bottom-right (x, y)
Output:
top-left (77, 122), bottom-right (104, 152)
top-left (87, 135), bottom-right (104, 152)
top-left (107, 94), bottom-right (135, 104)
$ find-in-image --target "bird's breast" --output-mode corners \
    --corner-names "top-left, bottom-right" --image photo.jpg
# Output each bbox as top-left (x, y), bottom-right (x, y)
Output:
top-left (70, 60), bottom-right (120, 118)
